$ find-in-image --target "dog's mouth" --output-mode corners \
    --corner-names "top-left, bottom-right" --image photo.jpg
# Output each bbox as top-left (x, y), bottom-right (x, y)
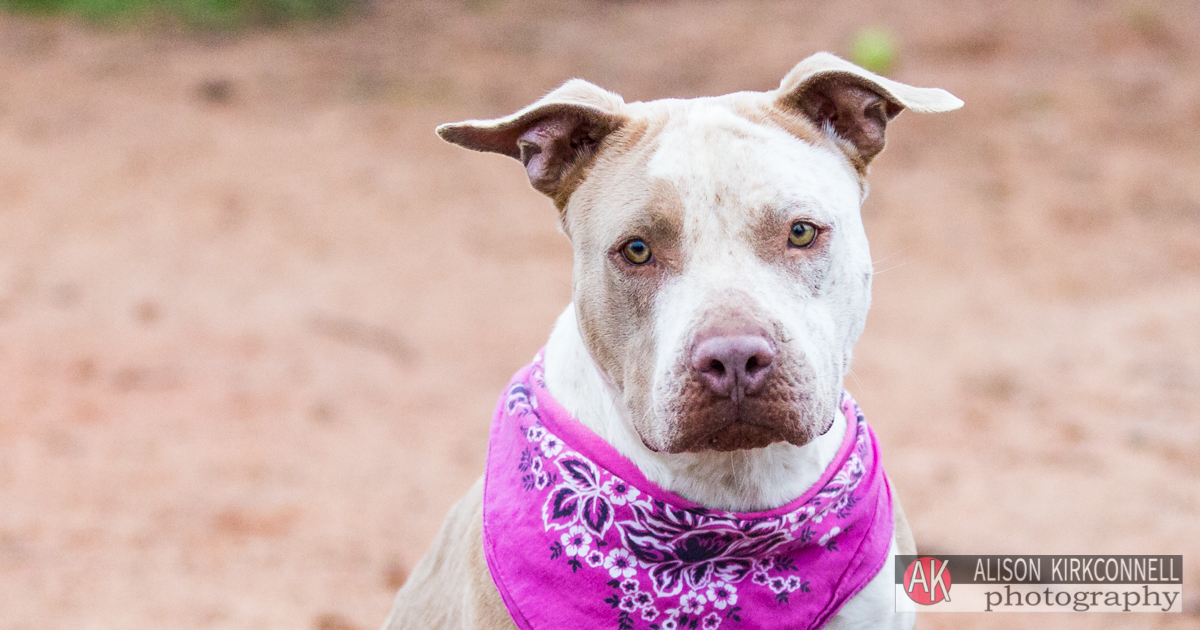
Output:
top-left (680, 419), bottom-right (792, 453)
top-left (657, 397), bottom-right (819, 454)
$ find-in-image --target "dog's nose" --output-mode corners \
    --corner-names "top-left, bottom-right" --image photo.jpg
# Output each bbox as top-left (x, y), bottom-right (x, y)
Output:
top-left (691, 335), bottom-right (776, 398)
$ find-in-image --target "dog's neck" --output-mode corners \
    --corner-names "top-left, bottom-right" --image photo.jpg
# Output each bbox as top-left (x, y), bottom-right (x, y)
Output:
top-left (542, 305), bottom-right (847, 513)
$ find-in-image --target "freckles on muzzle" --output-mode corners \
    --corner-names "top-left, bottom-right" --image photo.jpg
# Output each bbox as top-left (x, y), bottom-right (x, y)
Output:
top-left (656, 331), bottom-right (831, 454)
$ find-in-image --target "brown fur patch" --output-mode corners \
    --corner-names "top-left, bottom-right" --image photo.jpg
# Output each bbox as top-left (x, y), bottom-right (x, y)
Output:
top-left (741, 203), bottom-right (832, 292)
top-left (562, 112), bottom-right (673, 398)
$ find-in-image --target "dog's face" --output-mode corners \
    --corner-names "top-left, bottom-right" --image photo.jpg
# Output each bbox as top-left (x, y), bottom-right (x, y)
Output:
top-left (440, 53), bottom-right (961, 454)
top-left (565, 99), bottom-right (871, 453)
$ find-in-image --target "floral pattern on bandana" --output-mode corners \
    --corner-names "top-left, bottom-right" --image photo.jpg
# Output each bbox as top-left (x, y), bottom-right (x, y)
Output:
top-left (484, 354), bottom-right (892, 630)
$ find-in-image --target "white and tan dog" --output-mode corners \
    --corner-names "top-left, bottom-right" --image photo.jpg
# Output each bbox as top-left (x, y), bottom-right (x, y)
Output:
top-left (383, 53), bottom-right (961, 630)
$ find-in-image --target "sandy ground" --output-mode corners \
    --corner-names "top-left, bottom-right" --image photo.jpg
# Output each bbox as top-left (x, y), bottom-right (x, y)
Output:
top-left (0, 1), bottom-right (1198, 628)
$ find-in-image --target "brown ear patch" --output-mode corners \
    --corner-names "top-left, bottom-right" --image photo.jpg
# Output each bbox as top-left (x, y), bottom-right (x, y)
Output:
top-left (436, 103), bottom-right (622, 159)
top-left (783, 74), bottom-right (904, 164)
top-left (515, 112), bottom-right (621, 199)
top-left (436, 80), bottom-right (628, 206)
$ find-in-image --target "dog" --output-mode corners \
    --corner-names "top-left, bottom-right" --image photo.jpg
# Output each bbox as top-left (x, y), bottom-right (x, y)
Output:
top-left (382, 52), bottom-right (961, 630)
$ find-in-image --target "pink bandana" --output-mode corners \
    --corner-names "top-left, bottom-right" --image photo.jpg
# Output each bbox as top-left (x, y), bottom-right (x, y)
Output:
top-left (483, 352), bottom-right (894, 630)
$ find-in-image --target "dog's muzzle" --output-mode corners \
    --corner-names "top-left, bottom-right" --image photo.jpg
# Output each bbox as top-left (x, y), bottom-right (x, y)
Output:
top-left (659, 326), bottom-right (819, 453)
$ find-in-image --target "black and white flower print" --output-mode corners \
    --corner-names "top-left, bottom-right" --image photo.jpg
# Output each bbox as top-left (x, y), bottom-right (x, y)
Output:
top-left (705, 581), bottom-right (737, 610)
top-left (617, 501), bottom-right (790, 597)
top-left (602, 478), bottom-right (642, 506)
top-left (540, 434), bottom-right (564, 458)
top-left (679, 590), bottom-right (706, 615)
top-left (818, 526), bottom-right (842, 551)
top-left (517, 422), bottom-right (554, 491)
top-left (507, 383), bottom-right (536, 417)
top-left (542, 453), bottom-right (618, 537)
top-left (525, 424), bottom-right (547, 443)
top-left (604, 548), bottom-right (640, 579)
top-left (562, 526), bottom-right (593, 558)
top-left (766, 576), bottom-right (788, 595)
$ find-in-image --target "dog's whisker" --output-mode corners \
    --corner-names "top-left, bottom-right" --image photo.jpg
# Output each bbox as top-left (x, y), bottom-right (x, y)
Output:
top-left (846, 367), bottom-right (864, 390)
top-left (871, 249), bottom-right (910, 267)
top-left (871, 261), bottom-right (909, 276)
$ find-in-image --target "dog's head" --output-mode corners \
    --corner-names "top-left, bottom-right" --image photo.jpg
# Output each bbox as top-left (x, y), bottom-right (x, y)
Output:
top-left (440, 53), bottom-right (960, 454)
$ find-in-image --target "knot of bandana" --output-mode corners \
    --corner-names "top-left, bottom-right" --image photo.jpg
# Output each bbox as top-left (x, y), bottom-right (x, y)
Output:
top-left (483, 352), bottom-right (894, 630)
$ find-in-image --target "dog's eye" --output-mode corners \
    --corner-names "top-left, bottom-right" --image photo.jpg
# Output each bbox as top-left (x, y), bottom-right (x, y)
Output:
top-left (788, 222), bottom-right (818, 248)
top-left (621, 239), bottom-right (652, 265)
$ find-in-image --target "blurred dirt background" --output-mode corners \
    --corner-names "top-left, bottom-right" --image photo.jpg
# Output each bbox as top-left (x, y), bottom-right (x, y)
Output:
top-left (1, 1), bottom-right (1198, 628)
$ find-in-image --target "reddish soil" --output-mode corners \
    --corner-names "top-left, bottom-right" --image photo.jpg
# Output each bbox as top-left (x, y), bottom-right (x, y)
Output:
top-left (1, 1), bottom-right (1198, 628)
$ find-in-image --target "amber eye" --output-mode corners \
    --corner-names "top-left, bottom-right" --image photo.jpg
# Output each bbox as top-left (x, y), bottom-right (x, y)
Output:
top-left (621, 239), bottom-right (652, 265)
top-left (788, 222), bottom-right (818, 248)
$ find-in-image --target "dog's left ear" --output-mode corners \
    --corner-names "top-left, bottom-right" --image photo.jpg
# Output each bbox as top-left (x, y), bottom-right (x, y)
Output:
top-left (437, 80), bottom-right (627, 207)
top-left (776, 52), bottom-right (962, 166)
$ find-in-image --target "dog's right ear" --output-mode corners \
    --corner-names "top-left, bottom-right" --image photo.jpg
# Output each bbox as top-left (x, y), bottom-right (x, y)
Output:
top-left (775, 52), bottom-right (962, 168)
top-left (437, 80), bottom-right (627, 207)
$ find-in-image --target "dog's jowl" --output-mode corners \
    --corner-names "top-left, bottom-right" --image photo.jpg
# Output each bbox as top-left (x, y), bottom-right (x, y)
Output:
top-left (383, 53), bottom-right (961, 630)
